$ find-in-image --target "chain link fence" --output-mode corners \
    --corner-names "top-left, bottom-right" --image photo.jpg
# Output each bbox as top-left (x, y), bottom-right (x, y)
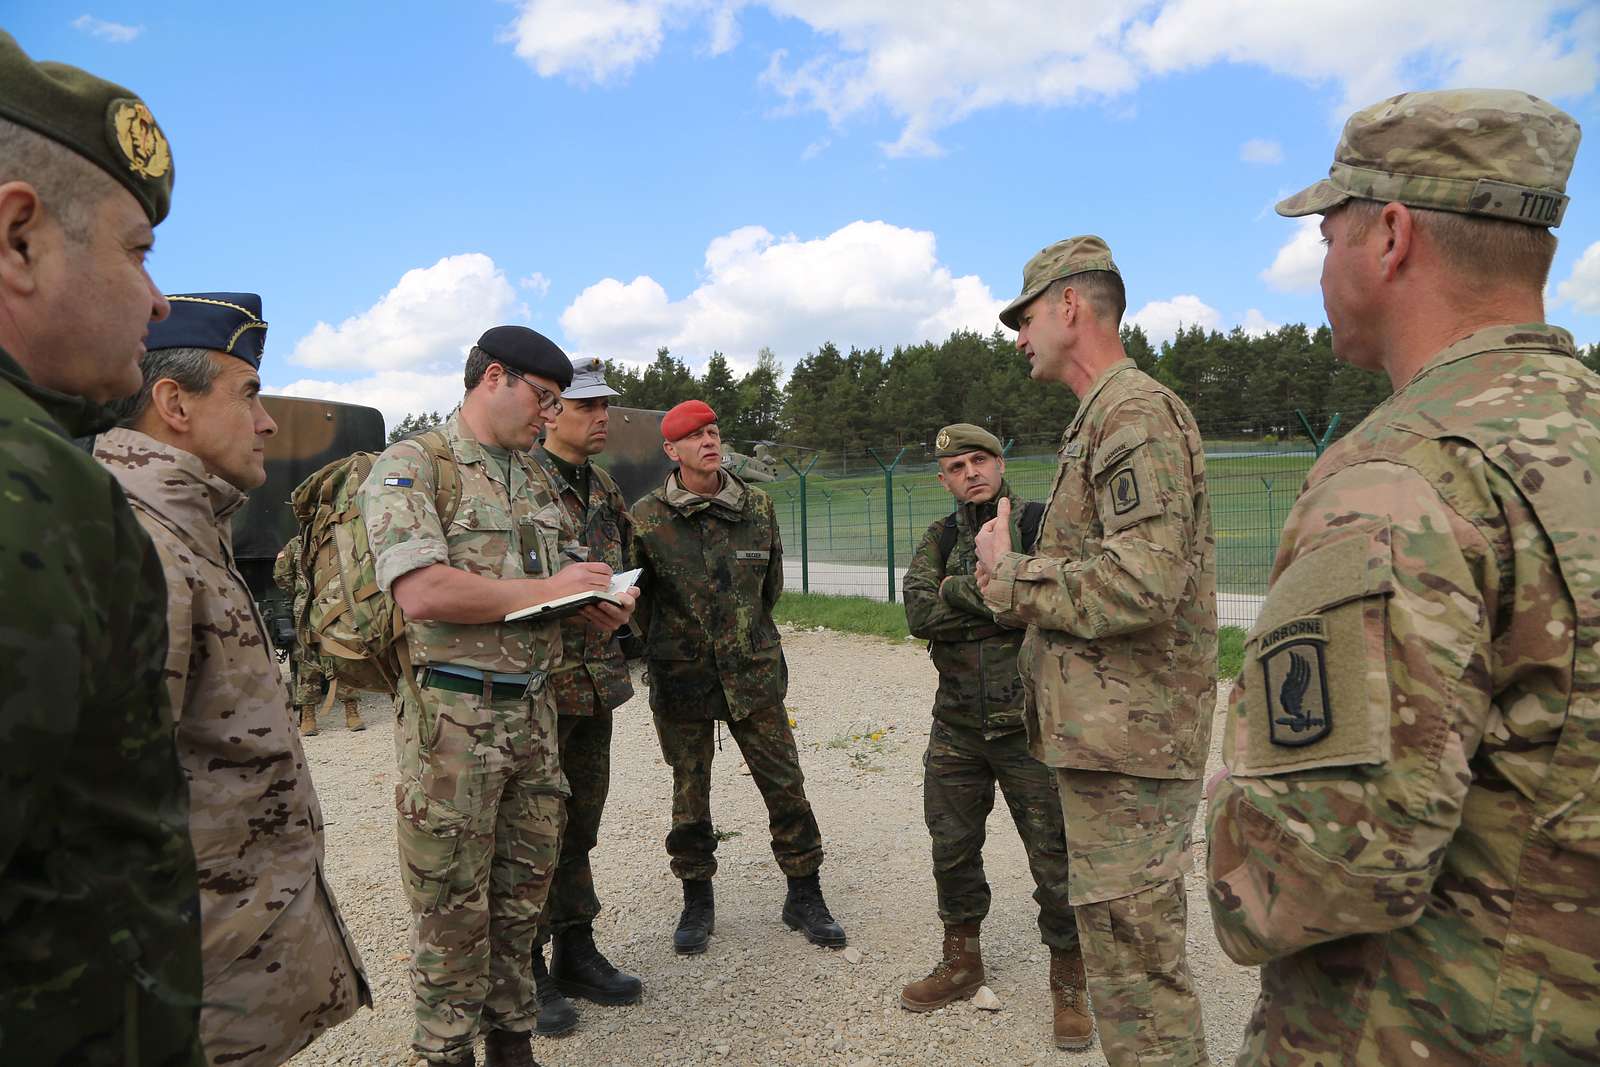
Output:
top-left (759, 409), bottom-right (1369, 631)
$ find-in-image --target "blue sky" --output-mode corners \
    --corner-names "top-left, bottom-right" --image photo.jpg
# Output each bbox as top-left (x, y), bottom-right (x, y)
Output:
top-left (12, 3), bottom-right (1600, 428)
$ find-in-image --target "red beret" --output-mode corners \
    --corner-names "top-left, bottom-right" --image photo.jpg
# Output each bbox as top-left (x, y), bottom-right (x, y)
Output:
top-left (661, 399), bottom-right (717, 441)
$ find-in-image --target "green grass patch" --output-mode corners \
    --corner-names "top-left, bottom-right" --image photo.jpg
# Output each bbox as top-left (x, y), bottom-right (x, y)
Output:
top-left (774, 591), bottom-right (909, 641)
top-left (1218, 626), bottom-right (1246, 680)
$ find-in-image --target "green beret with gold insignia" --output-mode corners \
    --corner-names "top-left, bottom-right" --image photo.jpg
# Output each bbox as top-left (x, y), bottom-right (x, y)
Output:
top-left (934, 423), bottom-right (1002, 459)
top-left (0, 29), bottom-right (174, 224)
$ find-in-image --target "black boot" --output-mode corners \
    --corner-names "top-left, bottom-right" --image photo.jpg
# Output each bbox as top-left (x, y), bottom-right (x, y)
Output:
top-left (673, 879), bottom-right (714, 955)
top-left (483, 1029), bottom-right (539, 1067)
top-left (782, 873), bottom-right (846, 948)
top-left (530, 949), bottom-right (577, 1037)
top-left (551, 924), bottom-right (643, 1005)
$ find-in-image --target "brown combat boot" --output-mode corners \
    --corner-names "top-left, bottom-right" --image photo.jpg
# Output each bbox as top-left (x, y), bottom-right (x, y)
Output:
top-left (297, 704), bottom-right (318, 736)
top-left (900, 923), bottom-right (983, 1011)
top-left (483, 1029), bottom-right (540, 1067)
top-left (1050, 946), bottom-right (1095, 1050)
top-left (343, 700), bottom-right (365, 731)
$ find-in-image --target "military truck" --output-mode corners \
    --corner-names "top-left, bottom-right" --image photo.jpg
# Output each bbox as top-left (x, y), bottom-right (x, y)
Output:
top-left (235, 396), bottom-right (678, 656)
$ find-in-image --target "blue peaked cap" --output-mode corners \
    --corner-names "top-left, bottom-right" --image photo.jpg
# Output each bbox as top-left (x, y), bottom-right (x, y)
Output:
top-left (146, 292), bottom-right (268, 370)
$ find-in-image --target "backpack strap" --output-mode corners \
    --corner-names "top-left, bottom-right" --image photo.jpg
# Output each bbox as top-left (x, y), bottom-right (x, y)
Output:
top-left (937, 513), bottom-right (960, 565)
top-left (413, 429), bottom-right (463, 529)
top-left (1018, 500), bottom-right (1046, 554)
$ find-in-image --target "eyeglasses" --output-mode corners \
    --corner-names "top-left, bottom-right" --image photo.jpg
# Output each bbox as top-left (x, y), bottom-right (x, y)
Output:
top-left (500, 366), bottom-right (563, 414)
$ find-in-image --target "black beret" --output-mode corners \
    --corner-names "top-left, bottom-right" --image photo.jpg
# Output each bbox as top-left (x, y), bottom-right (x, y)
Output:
top-left (0, 30), bottom-right (174, 225)
top-left (476, 326), bottom-right (573, 390)
top-left (147, 293), bottom-right (268, 370)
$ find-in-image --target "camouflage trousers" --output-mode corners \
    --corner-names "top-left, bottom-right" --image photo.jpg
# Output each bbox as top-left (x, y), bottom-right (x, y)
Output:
top-left (291, 651), bottom-right (358, 714)
top-left (536, 706), bottom-right (613, 941)
top-left (395, 678), bottom-right (567, 1062)
top-left (200, 874), bottom-right (366, 1065)
top-left (923, 721), bottom-right (1077, 950)
top-left (653, 703), bottom-right (824, 881)
top-left (1057, 768), bottom-right (1207, 1067)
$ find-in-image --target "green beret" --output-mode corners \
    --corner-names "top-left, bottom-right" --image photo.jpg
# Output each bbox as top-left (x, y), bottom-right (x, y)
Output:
top-left (1277, 89), bottom-right (1580, 228)
top-left (934, 423), bottom-right (1002, 459)
top-left (0, 30), bottom-right (174, 225)
top-left (999, 235), bottom-right (1120, 330)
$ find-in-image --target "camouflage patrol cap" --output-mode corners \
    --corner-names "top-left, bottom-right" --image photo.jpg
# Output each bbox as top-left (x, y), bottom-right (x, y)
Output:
top-left (1277, 89), bottom-right (1580, 227)
top-left (0, 30), bottom-right (174, 225)
top-left (565, 356), bottom-right (620, 400)
top-left (998, 236), bottom-right (1120, 330)
top-left (934, 423), bottom-right (1002, 459)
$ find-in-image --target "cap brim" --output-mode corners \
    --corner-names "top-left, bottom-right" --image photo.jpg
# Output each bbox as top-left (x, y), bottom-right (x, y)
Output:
top-left (1275, 179), bottom-right (1350, 218)
top-left (998, 284), bottom-right (1045, 331)
top-left (563, 384), bottom-right (621, 399)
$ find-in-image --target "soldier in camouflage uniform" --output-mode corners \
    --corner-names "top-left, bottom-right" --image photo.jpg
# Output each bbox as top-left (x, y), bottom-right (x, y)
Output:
top-left (360, 327), bottom-right (635, 1067)
top-left (900, 423), bottom-right (1089, 1050)
top-left (96, 293), bottom-right (370, 1065)
top-left (272, 533), bottom-right (364, 734)
top-left (1207, 90), bottom-right (1599, 1067)
top-left (631, 400), bottom-right (846, 954)
top-left (526, 357), bottom-right (643, 1036)
top-left (0, 32), bottom-right (204, 1066)
top-left (977, 237), bottom-right (1218, 1067)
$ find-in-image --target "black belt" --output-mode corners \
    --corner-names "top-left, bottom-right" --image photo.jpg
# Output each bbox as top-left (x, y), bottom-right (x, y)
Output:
top-left (418, 667), bottom-right (546, 701)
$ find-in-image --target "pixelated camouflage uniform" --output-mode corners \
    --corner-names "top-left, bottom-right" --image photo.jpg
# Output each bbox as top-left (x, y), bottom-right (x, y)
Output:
top-left (96, 429), bottom-right (369, 1065)
top-left (272, 533), bottom-right (361, 720)
top-left (902, 481), bottom-right (1076, 951)
top-left (631, 470), bottom-right (823, 881)
top-left (0, 348), bottom-right (204, 1067)
top-left (1208, 324), bottom-right (1600, 1066)
top-left (531, 447), bottom-right (635, 939)
top-left (983, 360), bottom-right (1217, 1067)
top-left (360, 414), bottom-right (568, 1063)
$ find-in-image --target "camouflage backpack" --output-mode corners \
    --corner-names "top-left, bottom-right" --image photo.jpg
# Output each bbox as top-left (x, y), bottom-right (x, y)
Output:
top-left (289, 430), bottom-right (461, 694)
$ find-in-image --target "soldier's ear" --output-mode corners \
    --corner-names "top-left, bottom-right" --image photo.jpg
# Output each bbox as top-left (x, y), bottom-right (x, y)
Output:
top-left (0, 182), bottom-right (48, 295)
top-left (147, 376), bottom-right (193, 434)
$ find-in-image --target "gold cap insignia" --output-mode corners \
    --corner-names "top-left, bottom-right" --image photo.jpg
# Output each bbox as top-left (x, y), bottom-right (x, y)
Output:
top-left (108, 99), bottom-right (171, 180)
top-left (935, 430), bottom-right (951, 451)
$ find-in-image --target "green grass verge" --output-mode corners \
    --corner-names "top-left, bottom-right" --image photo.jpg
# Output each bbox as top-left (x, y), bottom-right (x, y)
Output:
top-left (774, 592), bottom-right (910, 641)
top-left (1218, 626), bottom-right (1246, 680)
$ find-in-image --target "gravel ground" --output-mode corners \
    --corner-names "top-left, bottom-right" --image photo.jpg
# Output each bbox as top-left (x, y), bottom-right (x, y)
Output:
top-left (289, 627), bottom-right (1259, 1067)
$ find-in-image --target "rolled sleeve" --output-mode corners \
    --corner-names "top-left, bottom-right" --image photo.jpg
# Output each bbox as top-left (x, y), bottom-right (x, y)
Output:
top-left (359, 441), bottom-right (451, 593)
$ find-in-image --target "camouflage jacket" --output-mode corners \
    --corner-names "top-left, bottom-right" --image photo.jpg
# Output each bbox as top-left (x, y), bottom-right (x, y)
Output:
top-left (273, 531), bottom-right (308, 619)
top-left (360, 413), bottom-right (566, 675)
top-left (631, 470), bottom-right (784, 722)
top-left (983, 359), bottom-right (1218, 782)
top-left (1207, 324), bottom-right (1600, 1067)
top-left (533, 447), bottom-right (635, 717)
top-left (95, 430), bottom-right (368, 1013)
top-left (903, 482), bottom-right (1029, 736)
top-left (0, 350), bottom-right (203, 1065)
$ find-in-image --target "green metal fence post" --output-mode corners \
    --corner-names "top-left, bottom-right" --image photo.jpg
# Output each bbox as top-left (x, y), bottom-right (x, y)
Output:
top-left (781, 455), bottom-right (821, 594)
top-left (867, 446), bottom-right (908, 601)
top-left (1295, 410), bottom-right (1344, 458)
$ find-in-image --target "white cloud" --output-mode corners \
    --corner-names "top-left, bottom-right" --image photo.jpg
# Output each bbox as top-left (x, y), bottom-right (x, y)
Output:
top-left (1239, 308), bottom-right (1281, 336)
top-left (1239, 138), bottom-right (1283, 165)
top-left (1260, 216), bottom-right (1325, 293)
top-left (559, 219), bottom-right (1001, 366)
top-left (272, 371), bottom-right (465, 437)
top-left (502, 1), bottom-right (1599, 156)
top-left (71, 14), bottom-right (141, 43)
top-left (520, 271), bottom-right (552, 297)
top-left (1555, 241), bottom-right (1600, 315)
top-left (1128, 294), bottom-right (1223, 346)
top-left (288, 254), bottom-right (520, 372)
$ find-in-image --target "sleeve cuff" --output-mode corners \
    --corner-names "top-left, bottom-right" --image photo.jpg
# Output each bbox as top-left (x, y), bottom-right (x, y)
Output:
top-left (981, 551), bottom-right (1029, 614)
top-left (375, 540), bottom-right (450, 593)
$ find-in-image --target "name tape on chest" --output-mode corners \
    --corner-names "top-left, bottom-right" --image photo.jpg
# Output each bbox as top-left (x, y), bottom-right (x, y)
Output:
top-left (383, 476), bottom-right (414, 487)
top-left (735, 550), bottom-right (771, 562)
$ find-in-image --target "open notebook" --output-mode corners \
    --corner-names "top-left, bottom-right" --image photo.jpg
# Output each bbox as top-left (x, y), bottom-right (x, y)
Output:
top-left (504, 568), bottom-right (641, 623)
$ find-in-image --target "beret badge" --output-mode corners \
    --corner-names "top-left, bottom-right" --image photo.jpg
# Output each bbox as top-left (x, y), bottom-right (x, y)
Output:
top-left (935, 430), bottom-right (952, 451)
top-left (107, 98), bottom-right (170, 179)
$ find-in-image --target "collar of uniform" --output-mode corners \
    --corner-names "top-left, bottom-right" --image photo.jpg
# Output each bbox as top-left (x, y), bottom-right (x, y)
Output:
top-left (664, 467), bottom-right (746, 516)
top-left (93, 427), bottom-right (247, 561)
top-left (956, 480), bottom-right (1014, 531)
top-left (537, 445), bottom-right (588, 495)
top-left (1063, 357), bottom-right (1137, 442)
top-left (1410, 321), bottom-right (1578, 386)
top-left (443, 410), bottom-right (488, 467)
top-left (0, 342), bottom-right (119, 439)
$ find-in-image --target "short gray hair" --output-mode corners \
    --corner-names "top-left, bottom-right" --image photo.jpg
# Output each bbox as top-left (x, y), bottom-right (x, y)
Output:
top-left (1042, 270), bottom-right (1126, 327)
top-left (109, 347), bottom-right (221, 426)
top-left (0, 115), bottom-right (120, 243)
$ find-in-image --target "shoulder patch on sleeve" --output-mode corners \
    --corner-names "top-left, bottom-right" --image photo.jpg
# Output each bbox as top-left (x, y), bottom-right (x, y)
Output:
top-left (1259, 618), bottom-right (1331, 746)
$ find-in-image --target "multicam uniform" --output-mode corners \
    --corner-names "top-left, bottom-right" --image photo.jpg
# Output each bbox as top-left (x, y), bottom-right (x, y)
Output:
top-left (360, 414), bottom-right (569, 1063)
top-left (96, 429), bottom-right (369, 1065)
top-left (272, 534), bottom-right (360, 720)
top-left (631, 470), bottom-right (824, 881)
top-left (983, 359), bottom-right (1217, 1067)
top-left (902, 481), bottom-right (1075, 951)
top-left (0, 349), bottom-right (204, 1067)
top-left (531, 447), bottom-right (635, 938)
top-left (1208, 324), bottom-right (1600, 1066)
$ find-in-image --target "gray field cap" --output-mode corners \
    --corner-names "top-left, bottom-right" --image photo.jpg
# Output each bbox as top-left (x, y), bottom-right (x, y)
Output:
top-left (998, 235), bottom-right (1120, 330)
top-left (1276, 89), bottom-right (1580, 227)
top-left (565, 356), bottom-right (620, 400)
